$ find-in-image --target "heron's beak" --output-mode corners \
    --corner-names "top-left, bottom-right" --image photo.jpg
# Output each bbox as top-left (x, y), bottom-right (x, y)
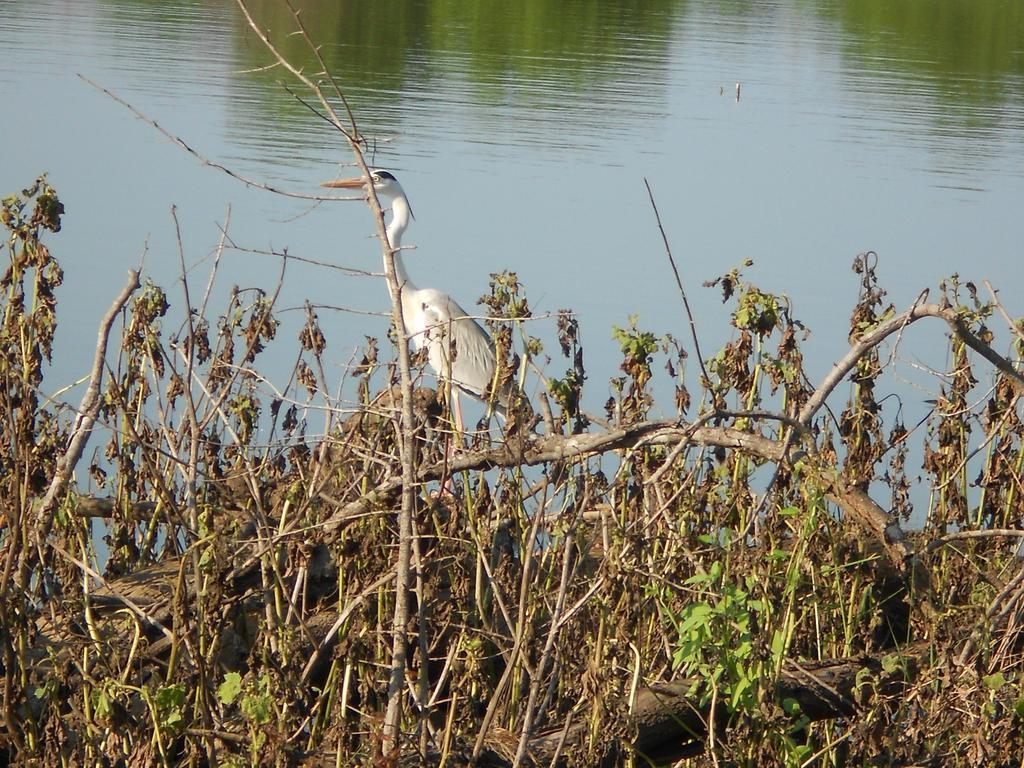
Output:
top-left (320, 177), bottom-right (369, 190)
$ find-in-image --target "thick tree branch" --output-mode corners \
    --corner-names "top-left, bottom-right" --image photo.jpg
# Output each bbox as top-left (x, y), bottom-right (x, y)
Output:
top-left (321, 418), bottom-right (917, 585)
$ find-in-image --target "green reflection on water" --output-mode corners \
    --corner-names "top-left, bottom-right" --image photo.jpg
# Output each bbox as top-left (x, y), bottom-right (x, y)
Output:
top-left (232, 0), bottom-right (683, 111)
top-left (821, 0), bottom-right (1024, 106)
top-left (94, 0), bottom-right (1024, 139)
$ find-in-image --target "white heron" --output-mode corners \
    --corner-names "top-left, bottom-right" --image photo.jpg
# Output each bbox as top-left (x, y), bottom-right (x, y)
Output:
top-left (321, 168), bottom-right (516, 431)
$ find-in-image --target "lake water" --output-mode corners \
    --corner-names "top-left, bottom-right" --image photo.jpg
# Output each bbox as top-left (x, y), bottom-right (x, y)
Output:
top-left (2, 0), bottom-right (1023, 435)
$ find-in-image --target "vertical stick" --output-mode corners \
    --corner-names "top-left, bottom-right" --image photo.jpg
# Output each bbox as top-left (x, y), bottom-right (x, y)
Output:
top-left (232, 3), bottom-right (421, 753)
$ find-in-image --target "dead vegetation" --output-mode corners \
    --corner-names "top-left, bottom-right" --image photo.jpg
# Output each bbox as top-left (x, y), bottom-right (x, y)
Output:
top-left (3, 168), bottom-right (1024, 767)
top-left (4, 5), bottom-right (1024, 766)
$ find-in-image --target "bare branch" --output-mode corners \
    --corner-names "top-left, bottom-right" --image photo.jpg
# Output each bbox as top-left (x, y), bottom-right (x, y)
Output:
top-left (800, 301), bottom-right (1024, 425)
top-left (984, 279), bottom-right (1024, 346)
top-left (78, 74), bottom-right (358, 202)
top-left (643, 177), bottom-right (711, 389)
top-left (232, 0), bottom-right (420, 750)
top-left (34, 269), bottom-right (141, 531)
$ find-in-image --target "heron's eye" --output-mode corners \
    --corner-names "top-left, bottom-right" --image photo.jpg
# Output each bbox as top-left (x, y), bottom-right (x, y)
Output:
top-left (372, 174), bottom-right (380, 182)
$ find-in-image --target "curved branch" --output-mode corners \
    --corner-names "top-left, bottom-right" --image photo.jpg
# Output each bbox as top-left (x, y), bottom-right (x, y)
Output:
top-left (35, 269), bottom-right (141, 531)
top-left (799, 301), bottom-right (1024, 426)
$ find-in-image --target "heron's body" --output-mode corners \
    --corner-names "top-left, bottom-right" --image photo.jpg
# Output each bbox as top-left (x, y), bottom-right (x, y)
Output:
top-left (403, 288), bottom-right (499, 401)
top-left (323, 169), bottom-right (507, 415)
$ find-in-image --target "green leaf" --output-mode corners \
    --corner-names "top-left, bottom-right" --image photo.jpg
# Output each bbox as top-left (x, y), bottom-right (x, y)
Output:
top-left (793, 743), bottom-right (813, 760)
top-left (731, 674), bottom-right (752, 710)
top-left (198, 545), bottom-right (217, 571)
top-left (92, 689), bottom-right (113, 720)
top-left (781, 697), bottom-right (802, 717)
top-left (218, 672), bottom-right (243, 706)
top-left (155, 683), bottom-right (187, 732)
top-left (156, 683), bottom-right (186, 710)
top-left (982, 672), bottom-right (1006, 691)
top-left (770, 629), bottom-right (786, 661)
top-left (676, 604), bottom-right (713, 636)
top-left (241, 673), bottom-right (274, 725)
top-left (880, 654), bottom-right (901, 675)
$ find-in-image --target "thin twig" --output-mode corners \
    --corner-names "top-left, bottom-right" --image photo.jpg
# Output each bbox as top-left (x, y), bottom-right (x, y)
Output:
top-left (513, 529), bottom-right (577, 766)
top-left (78, 75), bottom-right (357, 203)
top-left (644, 177), bottom-right (712, 389)
top-left (984, 280), bottom-right (1024, 346)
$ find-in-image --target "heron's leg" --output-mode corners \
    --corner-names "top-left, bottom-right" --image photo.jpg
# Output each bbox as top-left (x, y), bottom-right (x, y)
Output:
top-left (452, 390), bottom-right (465, 437)
top-left (435, 389), bottom-right (463, 499)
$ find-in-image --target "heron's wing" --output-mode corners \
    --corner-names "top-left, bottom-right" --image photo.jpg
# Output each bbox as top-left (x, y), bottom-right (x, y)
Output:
top-left (418, 293), bottom-right (498, 401)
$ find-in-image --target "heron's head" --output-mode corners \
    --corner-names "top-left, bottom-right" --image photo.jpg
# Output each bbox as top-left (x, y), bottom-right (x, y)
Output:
top-left (321, 168), bottom-right (405, 203)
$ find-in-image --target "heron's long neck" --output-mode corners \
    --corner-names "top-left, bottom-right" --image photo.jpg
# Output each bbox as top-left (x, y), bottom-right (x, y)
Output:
top-left (384, 194), bottom-right (414, 301)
